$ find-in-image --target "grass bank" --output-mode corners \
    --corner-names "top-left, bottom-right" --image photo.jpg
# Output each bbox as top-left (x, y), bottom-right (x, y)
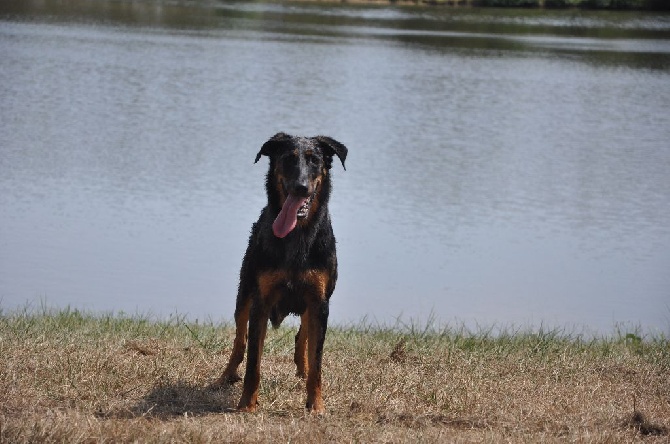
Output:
top-left (1, 308), bottom-right (669, 442)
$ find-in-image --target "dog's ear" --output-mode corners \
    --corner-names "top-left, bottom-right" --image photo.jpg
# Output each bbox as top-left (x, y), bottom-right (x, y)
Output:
top-left (255, 132), bottom-right (292, 163)
top-left (315, 136), bottom-right (348, 170)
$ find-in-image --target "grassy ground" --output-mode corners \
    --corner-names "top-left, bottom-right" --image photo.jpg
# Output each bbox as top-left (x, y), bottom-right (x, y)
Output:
top-left (1, 308), bottom-right (668, 443)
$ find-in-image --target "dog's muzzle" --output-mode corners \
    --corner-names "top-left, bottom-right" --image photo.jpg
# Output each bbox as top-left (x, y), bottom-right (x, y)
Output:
top-left (296, 189), bottom-right (316, 219)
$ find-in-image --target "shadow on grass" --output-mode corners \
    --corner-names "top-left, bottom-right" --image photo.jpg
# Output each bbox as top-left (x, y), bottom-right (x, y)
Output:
top-left (103, 381), bottom-right (239, 419)
top-left (624, 411), bottom-right (669, 437)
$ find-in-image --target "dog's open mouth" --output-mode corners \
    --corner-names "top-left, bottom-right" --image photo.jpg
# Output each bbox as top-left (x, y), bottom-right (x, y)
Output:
top-left (272, 187), bottom-right (317, 238)
top-left (296, 192), bottom-right (315, 220)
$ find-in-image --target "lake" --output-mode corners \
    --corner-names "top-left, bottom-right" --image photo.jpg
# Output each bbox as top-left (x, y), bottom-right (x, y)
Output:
top-left (1, 0), bottom-right (669, 335)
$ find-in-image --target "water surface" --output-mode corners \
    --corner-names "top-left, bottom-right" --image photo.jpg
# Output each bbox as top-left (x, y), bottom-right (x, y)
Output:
top-left (1, 1), bottom-right (669, 334)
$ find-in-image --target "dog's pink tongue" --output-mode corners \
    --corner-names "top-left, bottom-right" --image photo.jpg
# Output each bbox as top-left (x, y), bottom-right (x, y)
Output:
top-left (273, 195), bottom-right (307, 238)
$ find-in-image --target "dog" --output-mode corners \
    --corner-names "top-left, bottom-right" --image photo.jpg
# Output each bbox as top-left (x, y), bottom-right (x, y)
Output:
top-left (215, 132), bottom-right (347, 414)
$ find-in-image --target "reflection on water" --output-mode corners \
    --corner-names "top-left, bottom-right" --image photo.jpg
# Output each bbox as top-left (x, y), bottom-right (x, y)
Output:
top-left (1, 1), bottom-right (669, 334)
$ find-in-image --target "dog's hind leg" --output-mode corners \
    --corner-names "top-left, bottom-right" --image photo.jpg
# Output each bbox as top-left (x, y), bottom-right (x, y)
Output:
top-left (216, 295), bottom-right (251, 386)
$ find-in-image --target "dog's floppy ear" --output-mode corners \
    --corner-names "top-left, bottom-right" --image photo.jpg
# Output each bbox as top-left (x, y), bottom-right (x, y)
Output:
top-left (315, 136), bottom-right (348, 170)
top-left (255, 132), bottom-right (292, 163)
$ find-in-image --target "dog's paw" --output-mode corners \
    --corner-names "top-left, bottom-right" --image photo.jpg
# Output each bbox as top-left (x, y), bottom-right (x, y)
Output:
top-left (305, 401), bottom-right (325, 416)
top-left (211, 373), bottom-right (241, 388)
top-left (236, 402), bottom-right (259, 413)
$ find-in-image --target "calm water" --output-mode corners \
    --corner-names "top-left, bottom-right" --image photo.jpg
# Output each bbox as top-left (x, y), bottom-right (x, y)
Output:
top-left (1, 1), bottom-right (669, 334)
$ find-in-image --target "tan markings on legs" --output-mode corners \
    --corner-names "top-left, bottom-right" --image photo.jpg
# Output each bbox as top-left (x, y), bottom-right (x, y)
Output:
top-left (305, 305), bottom-right (325, 414)
top-left (301, 269), bottom-right (330, 414)
top-left (237, 270), bottom-right (286, 412)
top-left (237, 303), bottom-right (269, 413)
top-left (294, 310), bottom-right (309, 379)
top-left (215, 298), bottom-right (251, 386)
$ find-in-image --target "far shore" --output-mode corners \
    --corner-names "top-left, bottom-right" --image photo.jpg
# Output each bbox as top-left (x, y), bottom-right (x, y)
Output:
top-left (287, 0), bottom-right (670, 11)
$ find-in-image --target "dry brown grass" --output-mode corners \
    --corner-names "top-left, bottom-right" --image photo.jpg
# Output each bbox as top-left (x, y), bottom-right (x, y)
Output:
top-left (1, 309), bottom-right (668, 443)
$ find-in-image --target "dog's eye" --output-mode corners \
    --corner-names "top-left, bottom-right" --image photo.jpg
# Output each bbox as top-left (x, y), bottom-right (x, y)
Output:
top-left (305, 153), bottom-right (321, 165)
top-left (281, 154), bottom-right (298, 169)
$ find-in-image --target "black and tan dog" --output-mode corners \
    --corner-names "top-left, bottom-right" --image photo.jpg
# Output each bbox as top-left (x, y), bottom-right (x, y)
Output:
top-left (215, 132), bottom-right (347, 414)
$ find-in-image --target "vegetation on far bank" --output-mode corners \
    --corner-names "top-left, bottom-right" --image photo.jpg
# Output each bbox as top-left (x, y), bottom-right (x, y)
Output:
top-left (469, 0), bottom-right (667, 10)
top-left (321, 0), bottom-right (670, 10)
top-left (1, 307), bottom-right (669, 442)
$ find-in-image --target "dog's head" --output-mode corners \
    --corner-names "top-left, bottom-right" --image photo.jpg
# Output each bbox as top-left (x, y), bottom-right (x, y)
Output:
top-left (255, 133), bottom-right (347, 238)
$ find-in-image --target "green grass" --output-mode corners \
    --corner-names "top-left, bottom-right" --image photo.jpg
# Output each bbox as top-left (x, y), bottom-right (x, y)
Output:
top-left (1, 307), bottom-right (669, 442)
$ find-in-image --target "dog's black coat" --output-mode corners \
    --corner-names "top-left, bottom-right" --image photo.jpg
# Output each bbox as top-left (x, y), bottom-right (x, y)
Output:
top-left (217, 132), bottom-right (347, 413)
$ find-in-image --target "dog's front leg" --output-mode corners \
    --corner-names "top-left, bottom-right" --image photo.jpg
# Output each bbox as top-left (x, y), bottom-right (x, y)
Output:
top-left (217, 296), bottom-right (251, 385)
top-left (237, 298), bottom-right (269, 412)
top-left (294, 311), bottom-right (309, 379)
top-left (305, 299), bottom-right (328, 414)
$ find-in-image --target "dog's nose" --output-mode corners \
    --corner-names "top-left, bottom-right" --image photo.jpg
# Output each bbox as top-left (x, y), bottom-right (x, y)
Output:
top-left (293, 182), bottom-right (309, 197)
